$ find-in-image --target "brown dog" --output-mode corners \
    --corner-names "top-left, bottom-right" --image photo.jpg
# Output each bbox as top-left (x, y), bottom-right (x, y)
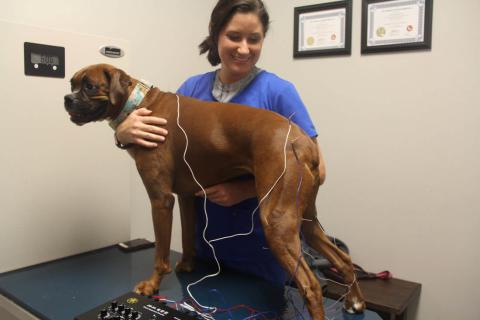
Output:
top-left (64, 64), bottom-right (365, 319)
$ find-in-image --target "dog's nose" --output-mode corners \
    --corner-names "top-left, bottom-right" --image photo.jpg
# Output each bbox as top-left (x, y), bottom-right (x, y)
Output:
top-left (64, 95), bottom-right (74, 105)
top-left (64, 94), bottom-right (77, 111)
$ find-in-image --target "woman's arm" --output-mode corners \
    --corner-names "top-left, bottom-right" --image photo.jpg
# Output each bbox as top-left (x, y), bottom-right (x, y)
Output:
top-left (194, 179), bottom-right (257, 207)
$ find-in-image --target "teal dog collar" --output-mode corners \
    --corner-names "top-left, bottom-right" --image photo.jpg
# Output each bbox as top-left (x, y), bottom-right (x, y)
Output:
top-left (109, 80), bottom-right (152, 129)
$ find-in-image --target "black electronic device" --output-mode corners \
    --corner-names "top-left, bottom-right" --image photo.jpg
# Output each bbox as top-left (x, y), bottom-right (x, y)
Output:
top-left (118, 238), bottom-right (155, 252)
top-left (75, 292), bottom-right (199, 320)
top-left (24, 42), bottom-right (65, 78)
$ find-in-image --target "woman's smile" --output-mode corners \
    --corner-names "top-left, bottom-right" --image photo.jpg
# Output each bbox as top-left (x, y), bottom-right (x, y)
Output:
top-left (218, 12), bottom-right (265, 84)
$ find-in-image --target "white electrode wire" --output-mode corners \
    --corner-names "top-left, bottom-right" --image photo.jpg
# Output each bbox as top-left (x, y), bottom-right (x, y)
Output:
top-left (175, 95), bottom-right (218, 313)
top-left (323, 274), bottom-right (357, 314)
top-left (301, 245), bottom-right (357, 314)
top-left (175, 94), bottom-right (292, 314)
top-left (210, 122), bottom-right (292, 243)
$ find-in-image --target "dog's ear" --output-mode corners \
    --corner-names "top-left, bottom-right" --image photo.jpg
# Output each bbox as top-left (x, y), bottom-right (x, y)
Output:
top-left (104, 67), bottom-right (131, 106)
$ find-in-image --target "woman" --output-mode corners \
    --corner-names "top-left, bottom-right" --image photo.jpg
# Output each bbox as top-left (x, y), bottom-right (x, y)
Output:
top-left (115, 0), bottom-right (325, 285)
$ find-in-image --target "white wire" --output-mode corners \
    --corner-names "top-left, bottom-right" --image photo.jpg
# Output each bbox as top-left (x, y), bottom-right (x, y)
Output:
top-left (180, 302), bottom-right (215, 320)
top-left (175, 94), bottom-right (292, 314)
top-left (175, 95), bottom-right (218, 312)
top-left (301, 247), bottom-right (351, 289)
top-left (175, 95), bottom-right (354, 319)
top-left (301, 234), bottom-right (357, 315)
top-left (210, 122), bottom-right (292, 243)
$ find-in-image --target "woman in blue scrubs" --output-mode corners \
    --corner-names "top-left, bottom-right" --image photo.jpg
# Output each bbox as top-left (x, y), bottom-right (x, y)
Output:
top-left (115, 0), bottom-right (325, 286)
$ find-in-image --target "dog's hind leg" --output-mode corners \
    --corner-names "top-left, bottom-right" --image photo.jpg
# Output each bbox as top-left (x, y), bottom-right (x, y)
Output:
top-left (302, 204), bottom-right (366, 314)
top-left (257, 169), bottom-right (326, 320)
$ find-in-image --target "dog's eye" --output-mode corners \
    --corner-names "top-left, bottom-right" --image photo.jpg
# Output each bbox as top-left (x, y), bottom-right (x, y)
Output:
top-left (85, 83), bottom-right (94, 90)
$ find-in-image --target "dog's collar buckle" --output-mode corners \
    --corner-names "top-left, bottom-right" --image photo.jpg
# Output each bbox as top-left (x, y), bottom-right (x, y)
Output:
top-left (109, 79), bottom-right (153, 129)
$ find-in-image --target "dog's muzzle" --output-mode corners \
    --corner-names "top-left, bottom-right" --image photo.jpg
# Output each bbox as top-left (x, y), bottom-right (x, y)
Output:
top-left (64, 93), bottom-right (108, 126)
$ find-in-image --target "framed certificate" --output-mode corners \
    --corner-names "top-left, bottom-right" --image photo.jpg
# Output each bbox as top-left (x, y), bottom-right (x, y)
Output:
top-left (294, 0), bottom-right (352, 58)
top-left (361, 0), bottom-right (433, 53)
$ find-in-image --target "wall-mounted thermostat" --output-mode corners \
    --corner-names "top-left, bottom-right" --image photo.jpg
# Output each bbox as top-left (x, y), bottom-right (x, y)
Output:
top-left (24, 42), bottom-right (65, 78)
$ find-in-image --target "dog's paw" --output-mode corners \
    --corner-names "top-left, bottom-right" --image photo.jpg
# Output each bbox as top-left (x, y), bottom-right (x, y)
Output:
top-left (343, 297), bottom-right (366, 314)
top-left (134, 280), bottom-right (159, 296)
top-left (175, 259), bottom-right (195, 273)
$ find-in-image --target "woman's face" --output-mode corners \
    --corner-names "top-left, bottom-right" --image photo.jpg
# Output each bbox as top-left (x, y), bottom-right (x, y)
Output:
top-left (217, 12), bottom-right (265, 84)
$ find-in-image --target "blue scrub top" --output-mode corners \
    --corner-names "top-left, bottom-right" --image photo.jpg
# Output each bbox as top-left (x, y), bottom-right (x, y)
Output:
top-left (177, 70), bottom-right (317, 285)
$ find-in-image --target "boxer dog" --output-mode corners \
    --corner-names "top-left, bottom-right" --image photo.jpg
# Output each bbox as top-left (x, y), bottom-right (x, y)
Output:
top-left (64, 64), bottom-right (365, 320)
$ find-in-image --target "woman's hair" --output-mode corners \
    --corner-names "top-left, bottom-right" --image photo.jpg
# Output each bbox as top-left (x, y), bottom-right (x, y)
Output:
top-left (199, 0), bottom-right (270, 66)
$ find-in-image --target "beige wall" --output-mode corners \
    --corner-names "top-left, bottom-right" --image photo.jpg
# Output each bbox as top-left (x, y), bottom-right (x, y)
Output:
top-left (0, 0), bottom-right (213, 271)
top-left (268, 1), bottom-right (479, 319)
top-left (1, 0), bottom-right (479, 319)
top-left (0, 20), bottom-right (133, 272)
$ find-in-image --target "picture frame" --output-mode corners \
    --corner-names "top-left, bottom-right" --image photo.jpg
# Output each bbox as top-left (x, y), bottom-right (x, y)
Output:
top-left (361, 0), bottom-right (433, 54)
top-left (294, 0), bottom-right (352, 58)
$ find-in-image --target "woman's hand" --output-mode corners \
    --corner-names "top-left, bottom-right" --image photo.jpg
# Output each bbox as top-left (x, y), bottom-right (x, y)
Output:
top-left (195, 179), bottom-right (256, 207)
top-left (116, 108), bottom-right (168, 148)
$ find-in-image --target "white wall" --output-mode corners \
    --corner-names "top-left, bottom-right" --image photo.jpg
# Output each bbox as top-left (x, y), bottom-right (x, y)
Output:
top-left (0, 0), bottom-right (213, 270)
top-left (0, 20), bottom-right (133, 272)
top-left (261, 1), bottom-right (480, 320)
top-left (1, 1), bottom-right (479, 319)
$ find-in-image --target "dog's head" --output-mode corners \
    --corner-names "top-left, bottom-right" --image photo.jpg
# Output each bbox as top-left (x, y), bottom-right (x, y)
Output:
top-left (64, 64), bottom-right (132, 125)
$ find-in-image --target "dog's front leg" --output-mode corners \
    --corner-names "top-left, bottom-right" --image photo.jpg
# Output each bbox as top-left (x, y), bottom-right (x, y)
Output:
top-left (133, 154), bottom-right (176, 295)
top-left (134, 193), bottom-right (175, 295)
top-left (175, 195), bottom-right (196, 272)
